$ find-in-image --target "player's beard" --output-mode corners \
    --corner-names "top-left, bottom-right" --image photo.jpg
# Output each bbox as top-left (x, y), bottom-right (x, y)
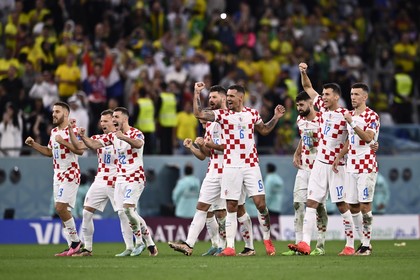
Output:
top-left (299, 108), bottom-right (310, 117)
top-left (53, 115), bottom-right (64, 126)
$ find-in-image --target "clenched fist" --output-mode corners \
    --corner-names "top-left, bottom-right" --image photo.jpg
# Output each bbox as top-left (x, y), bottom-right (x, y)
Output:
top-left (299, 62), bottom-right (308, 72)
top-left (25, 137), bottom-right (34, 146)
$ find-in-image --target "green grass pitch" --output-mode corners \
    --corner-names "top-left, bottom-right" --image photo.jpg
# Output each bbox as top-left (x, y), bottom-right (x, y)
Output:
top-left (1, 240), bottom-right (419, 280)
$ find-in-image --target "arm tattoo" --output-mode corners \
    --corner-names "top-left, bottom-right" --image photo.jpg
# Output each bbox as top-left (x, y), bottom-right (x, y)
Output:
top-left (196, 94), bottom-right (202, 112)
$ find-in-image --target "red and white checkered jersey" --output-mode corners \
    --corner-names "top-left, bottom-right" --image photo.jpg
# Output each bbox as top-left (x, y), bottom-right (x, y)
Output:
top-left (347, 107), bottom-right (380, 173)
top-left (48, 126), bottom-right (81, 184)
top-left (98, 127), bottom-right (145, 183)
top-left (213, 107), bottom-right (261, 168)
top-left (296, 112), bottom-right (321, 171)
top-left (92, 134), bottom-right (118, 187)
top-left (314, 95), bottom-right (348, 165)
top-left (205, 122), bottom-right (224, 177)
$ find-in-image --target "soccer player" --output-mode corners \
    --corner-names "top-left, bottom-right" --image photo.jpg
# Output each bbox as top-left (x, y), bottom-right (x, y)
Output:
top-left (192, 83), bottom-right (285, 256)
top-left (67, 110), bottom-right (157, 257)
top-left (332, 83), bottom-right (380, 255)
top-left (283, 91), bottom-right (329, 256)
top-left (291, 62), bottom-right (355, 256)
top-left (25, 101), bottom-right (84, 256)
top-left (168, 85), bottom-right (256, 256)
top-left (77, 107), bottom-right (153, 257)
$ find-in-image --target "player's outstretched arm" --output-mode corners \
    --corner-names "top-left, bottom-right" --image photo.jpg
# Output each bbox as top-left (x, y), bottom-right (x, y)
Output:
top-left (184, 138), bottom-right (206, 161)
top-left (193, 82), bottom-right (215, 121)
top-left (299, 62), bottom-right (319, 99)
top-left (255, 105), bottom-right (286, 136)
top-left (25, 136), bottom-right (53, 157)
top-left (79, 128), bottom-right (104, 150)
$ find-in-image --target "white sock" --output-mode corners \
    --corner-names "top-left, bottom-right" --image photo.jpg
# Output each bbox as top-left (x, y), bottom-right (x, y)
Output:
top-left (362, 211), bottom-right (373, 247)
top-left (138, 216), bottom-right (155, 247)
top-left (62, 227), bottom-right (72, 247)
top-left (225, 212), bottom-right (238, 249)
top-left (124, 207), bottom-right (143, 245)
top-left (118, 210), bottom-right (134, 250)
top-left (316, 203), bottom-right (328, 249)
top-left (185, 210), bottom-right (207, 248)
top-left (238, 212), bottom-right (254, 250)
top-left (352, 211), bottom-right (363, 242)
top-left (206, 216), bottom-right (219, 248)
top-left (302, 207), bottom-right (316, 245)
top-left (217, 216), bottom-right (226, 249)
top-left (294, 202), bottom-right (305, 244)
top-left (63, 217), bottom-right (80, 243)
top-left (341, 210), bottom-right (355, 248)
top-left (82, 209), bottom-right (94, 251)
top-left (257, 207), bottom-right (271, 240)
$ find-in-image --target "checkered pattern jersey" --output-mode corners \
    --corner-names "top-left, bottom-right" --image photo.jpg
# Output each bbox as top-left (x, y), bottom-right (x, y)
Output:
top-left (347, 107), bottom-right (380, 173)
top-left (91, 134), bottom-right (118, 186)
top-left (99, 127), bottom-right (145, 183)
top-left (213, 107), bottom-right (261, 168)
top-left (205, 122), bottom-right (224, 177)
top-left (48, 126), bottom-right (80, 184)
top-left (314, 95), bottom-right (348, 165)
top-left (296, 112), bottom-right (321, 170)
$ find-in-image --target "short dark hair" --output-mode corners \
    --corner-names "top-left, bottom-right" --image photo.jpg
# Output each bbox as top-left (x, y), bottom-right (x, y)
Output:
top-left (295, 91), bottom-right (311, 102)
top-left (267, 163), bottom-right (276, 173)
top-left (228, 84), bottom-right (246, 94)
top-left (209, 85), bottom-right (227, 95)
top-left (114, 107), bottom-right (129, 116)
top-left (101, 109), bottom-right (114, 116)
top-left (184, 164), bottom-right (193, 175)
top-left (323, 83), bottom-right (342, 96)
top-left (54, 101), bottom-right (70, 112)
top-left (351, 83), bottom-right (369, 93)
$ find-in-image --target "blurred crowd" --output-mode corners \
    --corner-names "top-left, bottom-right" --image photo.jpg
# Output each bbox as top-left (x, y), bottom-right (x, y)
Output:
top-left (0, 0), bottom-right (419, 157)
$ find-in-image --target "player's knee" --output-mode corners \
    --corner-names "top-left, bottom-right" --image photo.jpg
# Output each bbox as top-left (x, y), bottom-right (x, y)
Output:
top-left (294, 202), bottom-right (304, 211)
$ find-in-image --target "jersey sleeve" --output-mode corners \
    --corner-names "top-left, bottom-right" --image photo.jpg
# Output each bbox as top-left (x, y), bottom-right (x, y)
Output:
top-left (98, 132), bottom-right (114, 147)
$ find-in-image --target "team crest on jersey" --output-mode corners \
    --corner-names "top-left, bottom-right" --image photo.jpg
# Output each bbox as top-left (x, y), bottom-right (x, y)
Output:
top-left (370, 122), bottom-right (377, 129)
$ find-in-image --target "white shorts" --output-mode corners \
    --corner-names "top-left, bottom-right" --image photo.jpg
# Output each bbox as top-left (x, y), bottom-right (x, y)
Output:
top-left (221, 166), bottom-right (265, 201)
top-left (293, 169), bottom-right (311, 203)
top-left (199, 176), bottom-right (223, 206)
top-left (53, 179), bottom-right (78, 209)
top-left (114, 180), bottom-right (145, 211)
top-left (209, 198), bottom-right (226, 212)
top-left (345, 172), bottom-right (377, 204)
top-left (307, 160), bottom-right (345, 203)
top-left (84, 179), bottom-right (116, 212)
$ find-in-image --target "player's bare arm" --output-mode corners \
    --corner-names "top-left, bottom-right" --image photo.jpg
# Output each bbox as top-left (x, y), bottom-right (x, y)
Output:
top-left (293, 139), bottom-right (303, 169)
top-left (193, 136), bottom-right (210, 157)
top-left (55, 134), bottom-right (84, 156)
top-left (299, 62), bottom-right (319, 99)
top-left (24, 136), bottom-right (53, 157)
top-left (184, 138), bottom-right (206, 161)
top-left (204, 136), bottom-right (224, 152)
top-left (79, 128), bottom-right (103, 150)
top-left (193, 82), bottom-right (215, 121)
top-left (332, 140), bottom-right (349, 173)
top-left (255, 105), bottom-right (286, 136)
top-left (115, 130), bottom-right (144, 149)
top-left (344, 112), bottom-right (375, 143)
top-left (68, 122), bottom-right (87, 150)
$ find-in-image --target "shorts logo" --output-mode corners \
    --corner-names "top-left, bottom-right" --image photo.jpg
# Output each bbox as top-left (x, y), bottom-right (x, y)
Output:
top-left (258, 180), bottom-right (264, 192)
top-left (224, 189), bottom-right (228, 196)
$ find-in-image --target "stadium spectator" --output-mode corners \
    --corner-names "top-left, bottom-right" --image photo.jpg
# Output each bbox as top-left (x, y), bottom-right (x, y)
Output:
top-left (172, 163), bottom-right (200, 218)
